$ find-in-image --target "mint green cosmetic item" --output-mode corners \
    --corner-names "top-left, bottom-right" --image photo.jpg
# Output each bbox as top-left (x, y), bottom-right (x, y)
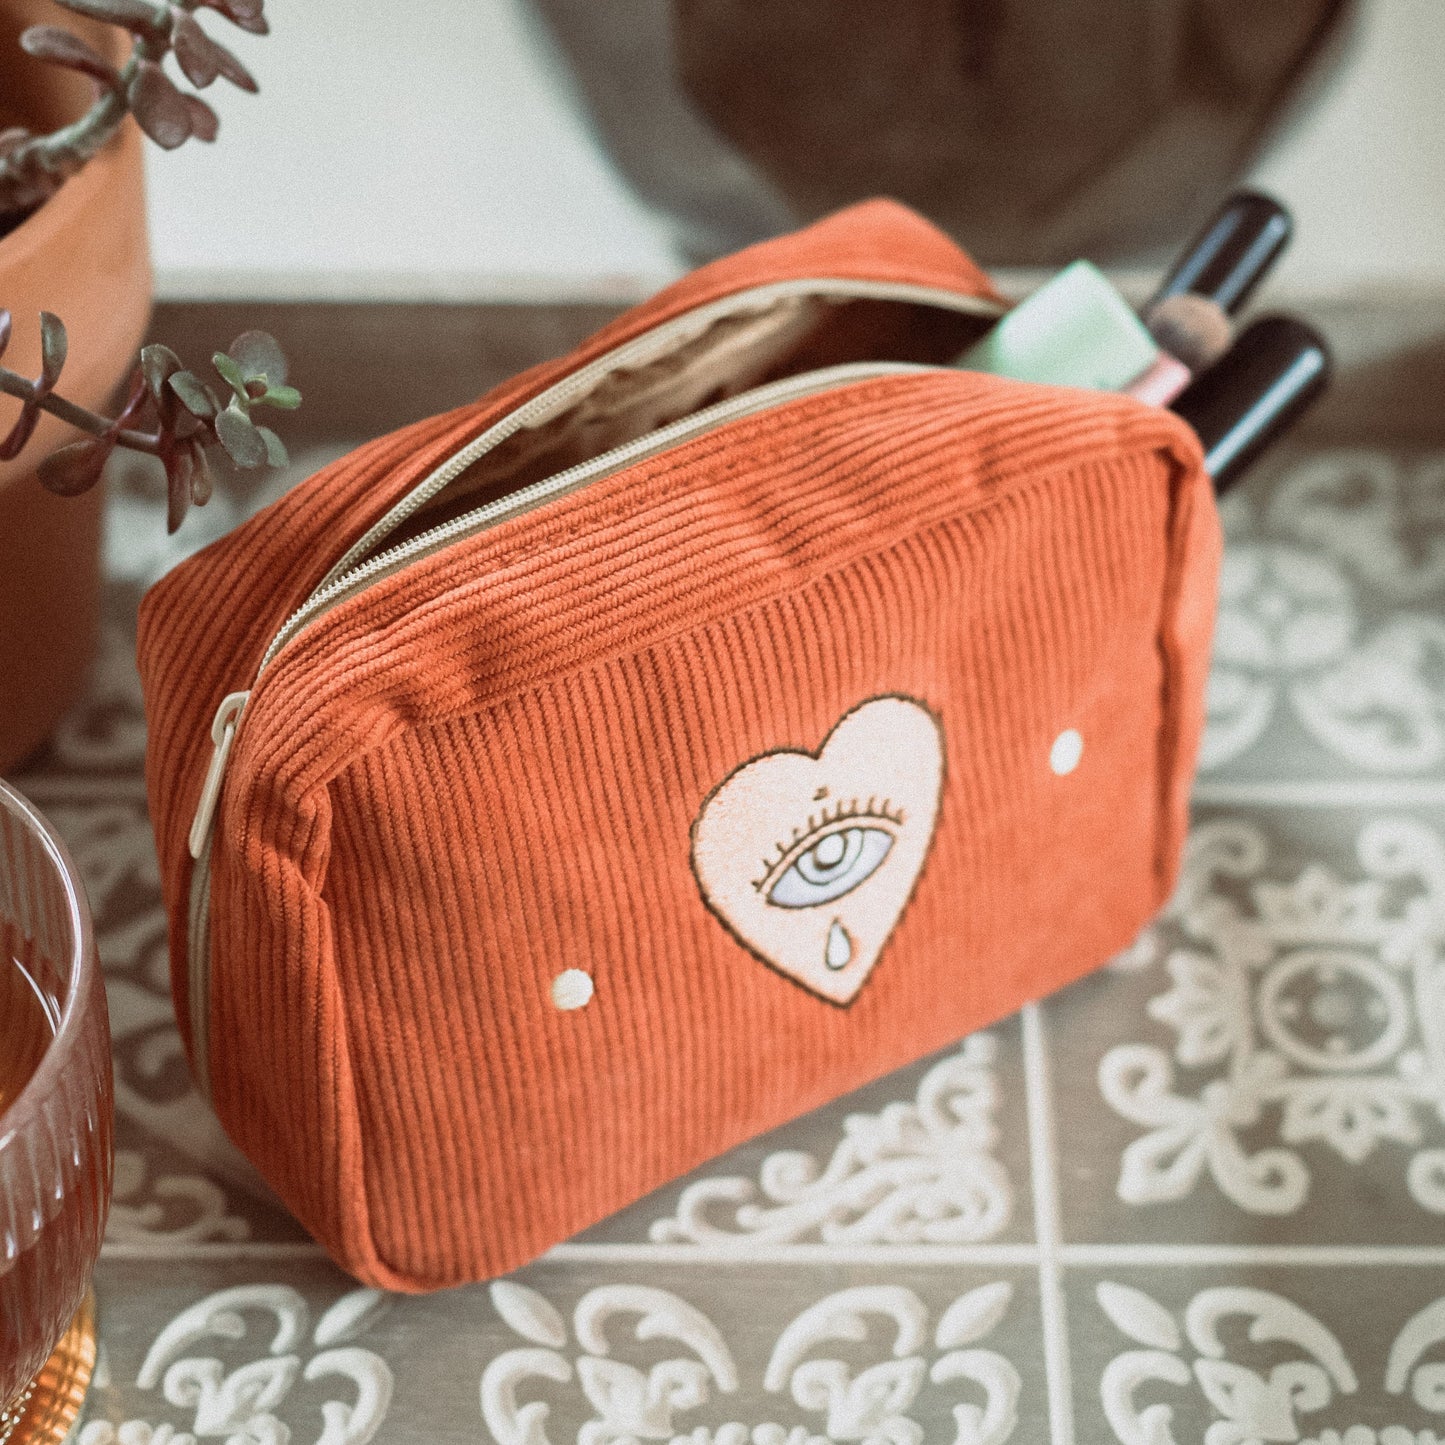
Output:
top-left (958, 259), bottom-right (1159, 391)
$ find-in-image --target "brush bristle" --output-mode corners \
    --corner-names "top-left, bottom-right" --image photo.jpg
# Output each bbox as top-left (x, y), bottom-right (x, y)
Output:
top-left (1146, 293), bottom-right (1234, 373)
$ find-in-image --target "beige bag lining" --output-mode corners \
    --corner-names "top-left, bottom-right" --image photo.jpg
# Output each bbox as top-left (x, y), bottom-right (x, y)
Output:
top-left (384, 292), bottom-right (992, 548)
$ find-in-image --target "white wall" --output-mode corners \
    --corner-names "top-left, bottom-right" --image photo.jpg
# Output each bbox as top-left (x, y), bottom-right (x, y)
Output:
top-left (1250, 0), bottom-right (1445, 296)
top-left (146, 0), bottom-right (679, 301)
top-left (145, 0), bottom-right (1445, 302)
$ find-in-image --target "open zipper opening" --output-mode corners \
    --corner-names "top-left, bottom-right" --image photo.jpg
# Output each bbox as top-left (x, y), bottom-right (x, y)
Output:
top-left (182, 275), bottom-right (1006, 1089)
top-left (257, 360), bottom-right (937, 676)
top-left (318, 278), bottom-right (1001, 590)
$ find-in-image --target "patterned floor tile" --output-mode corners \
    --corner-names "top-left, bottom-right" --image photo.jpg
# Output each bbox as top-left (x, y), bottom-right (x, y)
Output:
top-left (1203, 448), bottom-right (1445, 785)
top-left (84, 1258), bottom-right (395, 1445)
top-left (579, 1016), bottom-right (1034, 1253)
top-left (1046, 803), bottom-right (1445, 1248)
top-left (83, 1258), bottom-right (1047, 1445)
top-left (480, 1260), bottom-right (1048, 1445)
top-left (1067, 1263), bottom-right (1445, 1445)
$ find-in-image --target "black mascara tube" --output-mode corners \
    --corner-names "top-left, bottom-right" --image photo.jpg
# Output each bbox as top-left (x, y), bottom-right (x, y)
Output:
top-left (1171, 315), bottom-right (1331, 494)
top-left (1150, 191), bottom-right (1294, 317)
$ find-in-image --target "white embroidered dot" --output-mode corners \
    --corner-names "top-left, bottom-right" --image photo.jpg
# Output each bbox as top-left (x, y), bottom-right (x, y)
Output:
top-left (1050, 729), bottom-right (1084, 776)
top-left (551, 969), bottom-right (594, 1010)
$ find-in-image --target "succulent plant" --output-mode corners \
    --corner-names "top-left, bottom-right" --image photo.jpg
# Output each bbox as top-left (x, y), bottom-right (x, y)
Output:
top-left (0, 1), bottom-right (290, 529)
top-left (0, 313), bottom-right (299, 531)
top-left (0, 0), bottom-right (268, 225)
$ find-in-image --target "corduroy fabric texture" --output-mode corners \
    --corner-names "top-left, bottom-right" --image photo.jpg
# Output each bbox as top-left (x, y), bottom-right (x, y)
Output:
top-left (137, 200), bottom-right (1221, 1291)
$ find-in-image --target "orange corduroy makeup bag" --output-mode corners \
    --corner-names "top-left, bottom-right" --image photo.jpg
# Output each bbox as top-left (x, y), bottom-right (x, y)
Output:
top-left (137, 199), bottom-right (1221, 1292)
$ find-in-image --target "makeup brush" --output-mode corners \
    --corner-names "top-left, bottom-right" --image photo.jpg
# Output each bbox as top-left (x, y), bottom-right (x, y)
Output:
top-left (1144, 292), bottom-right (1234, 373)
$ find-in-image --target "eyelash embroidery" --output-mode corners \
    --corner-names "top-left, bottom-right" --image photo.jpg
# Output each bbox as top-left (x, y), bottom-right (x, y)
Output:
top-left (752, 795), bottom-right (906, 892)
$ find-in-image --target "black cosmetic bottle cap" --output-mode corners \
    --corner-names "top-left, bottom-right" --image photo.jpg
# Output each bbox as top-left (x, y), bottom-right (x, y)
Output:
top-left (1150, 191), bottom-right (1293, 316)
top-left (1172, 314), bottom-right (1331, 493)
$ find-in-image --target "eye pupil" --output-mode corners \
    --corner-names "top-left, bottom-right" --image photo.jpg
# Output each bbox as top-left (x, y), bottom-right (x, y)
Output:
top-left (798, 829), bottom-right (863, 885)
top-left (766, 825), bottom-right (896, 909)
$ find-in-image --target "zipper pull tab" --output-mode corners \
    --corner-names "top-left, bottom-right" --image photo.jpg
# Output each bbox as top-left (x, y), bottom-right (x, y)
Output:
top-left (188, 691), bottom-right (250, 860)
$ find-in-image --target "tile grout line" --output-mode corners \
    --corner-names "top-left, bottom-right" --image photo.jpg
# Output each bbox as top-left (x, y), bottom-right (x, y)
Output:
top-left (95, 1237), bottom-right (1445, 1266)
top-left (1063, 1243), bottom-right (1445, 1267)
top-left (546, 1241), bottom-right (1044, 1266)
top-left (1192, 778), bottom-right (1445, 807)
top-left (1022, 1001), bottom-right (1074, 1445)
top-left (100, 1240), bottom-right (328, 1261)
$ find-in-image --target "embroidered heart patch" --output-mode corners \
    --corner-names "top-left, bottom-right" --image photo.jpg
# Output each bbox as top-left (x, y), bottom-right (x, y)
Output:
top-left (691, 694), bottom-right (944, 1005)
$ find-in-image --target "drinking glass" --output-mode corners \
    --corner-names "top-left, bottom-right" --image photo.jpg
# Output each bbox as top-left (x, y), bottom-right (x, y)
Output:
top-left (0, 780), bottom-right (112, 1444)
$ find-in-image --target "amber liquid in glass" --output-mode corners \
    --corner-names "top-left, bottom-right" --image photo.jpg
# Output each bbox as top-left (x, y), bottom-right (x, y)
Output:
top-left (0, 785), bottom-right (110, 1444)
top-left (0, 948), bottom-right (57, 1106)
top-left (1, 934), bottom-right (94, 1433)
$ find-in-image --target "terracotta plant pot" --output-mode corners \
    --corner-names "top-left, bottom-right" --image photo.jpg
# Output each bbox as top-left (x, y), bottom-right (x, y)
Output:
top-left (0, 0), bottom-right (152, 773)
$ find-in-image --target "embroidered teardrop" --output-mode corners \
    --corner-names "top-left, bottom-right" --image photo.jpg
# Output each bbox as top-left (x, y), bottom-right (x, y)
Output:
top-left (825, 919), bottom-right (853, 970)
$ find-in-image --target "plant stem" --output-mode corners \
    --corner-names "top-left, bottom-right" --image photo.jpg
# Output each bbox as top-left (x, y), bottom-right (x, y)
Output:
top-left (0, 3), bottom-right (174, 216)
top-left (0, 365), bottom-right (159, 454)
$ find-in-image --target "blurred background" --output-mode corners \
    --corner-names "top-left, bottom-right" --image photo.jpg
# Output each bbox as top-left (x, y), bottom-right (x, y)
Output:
top-left (147, 0), bottom-right (1445, 303)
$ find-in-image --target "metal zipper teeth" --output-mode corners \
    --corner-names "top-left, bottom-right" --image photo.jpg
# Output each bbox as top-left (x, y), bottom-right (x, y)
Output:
top-left (256, 359), bottom-right (940, 678)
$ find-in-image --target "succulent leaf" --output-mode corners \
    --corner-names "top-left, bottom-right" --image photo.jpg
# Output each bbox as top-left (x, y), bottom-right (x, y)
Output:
top-left (171, 13), bottom-right (254, 91)
top-left (140, 343), bottom-right (182, 401)
top-left (36, 437), bottom-right (112, 496)
top-left (210, 37), bottom-right (256, 92)
top-left (206, 0), bottom-right (266, 27)
top-left (168, 369), bottom-right (220, 419)
top-left (113, 371), bottom-right (151, 429)
top-left (256, 383), bottom-right (300, 410)
top-left (128, 61), bottom-right (193, 149)
top-left (39, 312), bottom-right (67, 388)
top-left (215, 399), bottom-right (266, 466)
top-left (228, 330), bottom-right (286, 385)
top-left (52, 0), bottom-right (161, 32)
top-left (211, 349), bottom-right (248, 396)
top-left (256, 424), bottom-right (287, 468)
top-left (182, 94), bottom-right (219, 142)
top-left (171, 13), bottom-right (218, 85)
top-left (164, 446), bottom-right (193, 532)
top-left (0, 406), bottom-right (40, 462)
top-left (19, 27), bottom-right (123, 92)
top-left (0, 311), bottom-right (10, 360)
top-left (188, 443), bottom-right (214, 505)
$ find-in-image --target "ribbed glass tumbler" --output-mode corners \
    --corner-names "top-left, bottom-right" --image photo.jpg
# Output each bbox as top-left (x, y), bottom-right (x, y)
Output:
top-left (0, 780), bottom-right (113, 1444)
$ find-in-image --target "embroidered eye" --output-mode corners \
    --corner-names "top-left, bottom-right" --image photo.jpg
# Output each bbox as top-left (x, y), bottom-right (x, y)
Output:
top-left (765, 823), bottom-right (896, 908)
